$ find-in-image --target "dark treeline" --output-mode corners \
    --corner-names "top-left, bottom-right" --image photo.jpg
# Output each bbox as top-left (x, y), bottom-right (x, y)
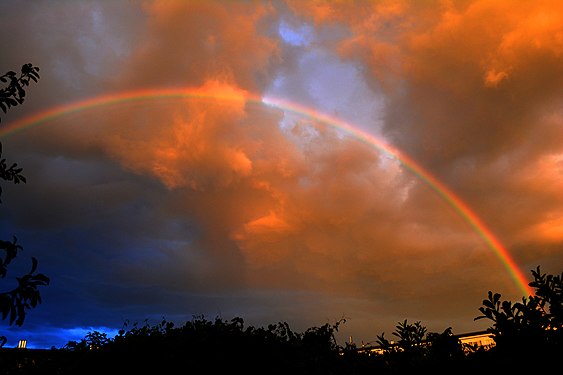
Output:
top-left (0, 266), bottom-right (561, 374)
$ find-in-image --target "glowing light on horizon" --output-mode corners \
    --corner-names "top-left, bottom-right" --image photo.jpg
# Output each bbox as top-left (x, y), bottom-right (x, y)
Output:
top-left (0, 87), bottom-right (534, 297)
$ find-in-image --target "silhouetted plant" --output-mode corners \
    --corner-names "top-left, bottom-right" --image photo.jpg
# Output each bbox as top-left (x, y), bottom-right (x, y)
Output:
top-left (0, 256), bottom-right (49, 326)
top-left (0, 143), bottom-right (26, 202)
top-left (0, 63), bottom-right (40, 121)
top-left (475, 266), bottom-right (563, 368)
top-left (64, 330), bottom-right (111, 352)
top-left (394, 319), bottom-right (427, 352)
top-left (4, 267), bottom-right (562, 373)
top-left (426, 327), bottom-right (464, 359)
top-left (371, 320), bottom-right (472, 374)
top-left (0, 63), bottom-right (48, 347)
top-left (376, 319), bottom-right (427, 354)
top-left (53, 315), bottom-right (346, 375)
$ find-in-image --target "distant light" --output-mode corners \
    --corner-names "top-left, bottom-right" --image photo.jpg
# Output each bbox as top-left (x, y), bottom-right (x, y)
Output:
top-left (17, 339), bottom-right (27, 349)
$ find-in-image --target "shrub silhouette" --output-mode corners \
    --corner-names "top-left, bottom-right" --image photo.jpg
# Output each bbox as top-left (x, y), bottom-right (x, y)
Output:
top-left (369, 320), bottom-right (466, 373)
top-left (56, 315), bottom-right (346, 375)
top-left (2, 266), bottom-right (562, 374)
top-left (474, 266), bottom-right (563, 369)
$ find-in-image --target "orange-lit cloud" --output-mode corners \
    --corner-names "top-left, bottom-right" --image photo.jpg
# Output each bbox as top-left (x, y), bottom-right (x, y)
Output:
top-left (104, 81), bottom-right (251, 190)
top-left (289, 0), bottom-right (563, 256)
top-left (119, 0), bottom-right (280, 92)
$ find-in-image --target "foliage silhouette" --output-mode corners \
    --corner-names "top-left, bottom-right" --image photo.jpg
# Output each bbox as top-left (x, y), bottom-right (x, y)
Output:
top-left (53, 315), bottom-right (347, 375)
top-left (0, 63), bottom-right (49, 347)
top-left (0, 64), bottom-right (40, 122)
top-left (424, 327), bottom-right (466, 362)
top-left (475, 265), bottom-right (562, 368)
top-left (371, 320), bottom-right (468, 373)
top-left (1, 266), bottom-right (562, 374)
top-left (377, 319), bottom-right (427, 353)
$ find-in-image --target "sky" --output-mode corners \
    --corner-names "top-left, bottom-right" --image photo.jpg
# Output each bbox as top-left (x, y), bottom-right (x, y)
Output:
top-left (0, 0), bottom-right (562, 349)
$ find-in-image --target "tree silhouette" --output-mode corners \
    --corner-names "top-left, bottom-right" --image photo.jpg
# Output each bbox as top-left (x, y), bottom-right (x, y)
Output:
top-left (0, 63), bottom-right (40, 123)
top-left (474, 266), bottom-right (563, 369)
top-left (1, 267), bottom-right (562, 373)
top-left (375, 319), bottom-right (427, 354)
top-left (51, 316), bottom-right (346, 375)
top-left (0, 63), bottom-right (48, 347)
top-left (372, 319), bottom-right (467, 372)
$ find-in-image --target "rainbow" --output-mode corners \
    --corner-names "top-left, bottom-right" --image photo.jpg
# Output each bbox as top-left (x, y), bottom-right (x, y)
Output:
top-left (0, 87), bottom-right (534, 297)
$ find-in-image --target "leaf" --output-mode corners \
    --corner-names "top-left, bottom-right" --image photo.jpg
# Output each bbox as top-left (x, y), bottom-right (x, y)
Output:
top-left (33, 273), bottom-right (50, 285)
top-left (482, 299), bottom-right (495, 309)
top-left (30, 257), bottom-right (38, 274)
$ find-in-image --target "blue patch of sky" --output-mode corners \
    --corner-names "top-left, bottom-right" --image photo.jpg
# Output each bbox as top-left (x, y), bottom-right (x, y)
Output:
top-left (267, 19), bottom-right (401, 176)
top-left (278, 19), bottom-right (313, 46)
top-left (270, 17), bottom-right (385, 139)
top-left (0, 325), bottom-right (119, 349)
top-left (266, 52), bottom-right (385, 140)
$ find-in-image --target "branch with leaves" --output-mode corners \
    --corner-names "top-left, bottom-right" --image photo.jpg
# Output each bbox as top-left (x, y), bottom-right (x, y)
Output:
top-left (0, 63), bottom-right (48, 347)
top-left (0, 63), bottom-right (40, 121)
top-left (0, 256), bottom-right (49, 326)
top-left (475, 266), bottom-right (563, 352)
